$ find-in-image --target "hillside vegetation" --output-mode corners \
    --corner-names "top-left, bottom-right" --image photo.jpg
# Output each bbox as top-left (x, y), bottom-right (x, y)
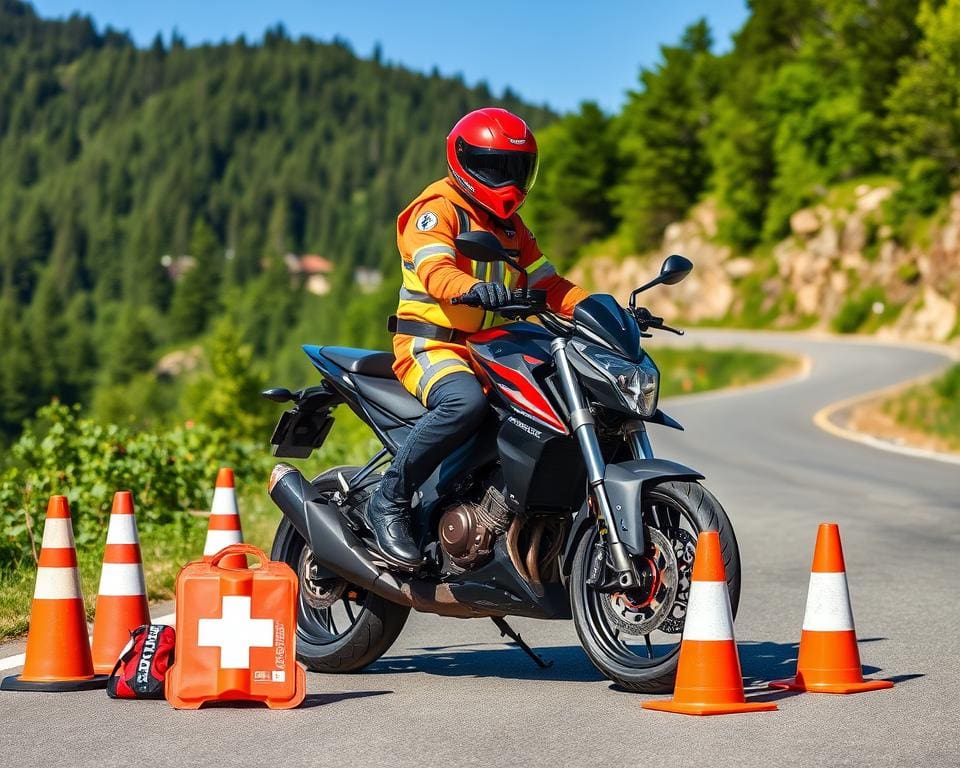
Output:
top-left (0, 0), bottom-right (552, 440)
top-left (526, 0), bottom-right (960, 318)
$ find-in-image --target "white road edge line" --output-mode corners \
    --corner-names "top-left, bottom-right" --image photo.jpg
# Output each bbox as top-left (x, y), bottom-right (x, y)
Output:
top-left (0, 611), bottom-right (177, 672)
top-left (671, 327), bottom-right (960, 464)
top-left (806, 333), bottom-right (960, 465)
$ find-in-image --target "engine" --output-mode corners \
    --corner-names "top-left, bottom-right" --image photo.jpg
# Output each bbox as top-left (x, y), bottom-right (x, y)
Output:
top-left (438, 486), bottom-right (513, 570)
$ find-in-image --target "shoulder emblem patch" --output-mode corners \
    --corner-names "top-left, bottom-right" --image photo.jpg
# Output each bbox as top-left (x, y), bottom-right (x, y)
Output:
top-left (416, 211), bottom-right (438, 232)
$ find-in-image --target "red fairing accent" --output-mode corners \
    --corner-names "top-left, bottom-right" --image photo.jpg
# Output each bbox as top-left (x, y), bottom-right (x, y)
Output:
top-left (484, 359), bottom-right (567, 433)
top-left (468, 327), bottom-right (510, 343)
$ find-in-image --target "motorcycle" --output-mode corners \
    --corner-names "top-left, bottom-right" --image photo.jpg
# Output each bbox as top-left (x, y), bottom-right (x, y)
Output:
top-left (264, 230), bottom-right (740, 692)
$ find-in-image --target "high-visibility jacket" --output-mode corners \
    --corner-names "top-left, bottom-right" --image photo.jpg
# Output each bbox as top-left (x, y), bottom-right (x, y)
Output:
top-left (391, 178), bottom-right (588, 402)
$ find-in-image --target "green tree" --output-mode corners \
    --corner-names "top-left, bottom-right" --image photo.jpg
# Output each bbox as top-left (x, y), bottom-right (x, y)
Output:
top-left (886, 0), bottom-right (960, 214)
top-left (168, 219), bottom-right (222, 339)
top-left (612, 20), bottom-right (720, 251)
top-left (523, 102), bottom-right (617, 270)
top-left (180, 316), bottom-right (273, 439)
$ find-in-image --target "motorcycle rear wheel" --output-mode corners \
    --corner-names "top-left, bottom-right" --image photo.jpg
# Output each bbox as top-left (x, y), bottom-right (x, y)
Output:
top-left (569, 479), bottom-right (741, 694)
top-left (270, 467), bottom-right (410, 672)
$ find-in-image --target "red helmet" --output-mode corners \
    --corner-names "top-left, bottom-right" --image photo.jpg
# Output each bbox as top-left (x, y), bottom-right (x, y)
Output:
top-left (446, 107), bottom-right (539, 220)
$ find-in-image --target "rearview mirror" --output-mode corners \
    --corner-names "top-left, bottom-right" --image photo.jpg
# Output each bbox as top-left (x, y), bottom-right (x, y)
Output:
top-left (659, 254), bottom-right (693, 285)
top-left (628, 253), bottom-right (694, 307)
top-left (454, 230), bottom-right (507, 264)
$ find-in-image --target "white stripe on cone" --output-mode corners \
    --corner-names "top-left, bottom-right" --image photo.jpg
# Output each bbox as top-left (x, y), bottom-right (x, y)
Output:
top-left (34, 567), bottom-right (83, 600)
top-left (40, 518), bottom-right (76, 549)
top-left (203, 529), bottom-right (243, 555)
top-left (210, 487), bottom-right (239, 516)
top-left (680, 581), bottom-right (735, 641)
top-left (105, 513), bottom-right (140, 545)
top-left (97, 563), bottom-right (147, 596)
top-left (801, 572), bottom-right (855, 632)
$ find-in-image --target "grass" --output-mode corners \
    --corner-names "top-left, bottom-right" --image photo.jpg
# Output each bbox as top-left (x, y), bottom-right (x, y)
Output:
top-left (655, 346), bottom-right (796, 397)
top-left (881, 363), bottom-right (960, 451)
top-left (0, 349), bottom-right (793, 641)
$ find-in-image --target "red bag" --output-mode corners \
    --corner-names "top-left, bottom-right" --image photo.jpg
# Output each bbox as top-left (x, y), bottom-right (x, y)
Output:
top-left (106, 624), bottom-right (176, 699)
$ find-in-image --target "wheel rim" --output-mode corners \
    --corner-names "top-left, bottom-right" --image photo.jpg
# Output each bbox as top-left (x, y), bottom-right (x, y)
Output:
top-left (291, 539), bottom-right (368, 646)
top-left (578, 491), bottom-right (700, 670)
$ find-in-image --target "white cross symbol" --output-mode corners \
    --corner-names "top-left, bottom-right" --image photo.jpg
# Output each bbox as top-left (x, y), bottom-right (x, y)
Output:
top-left (197, 596), bottom-right (274, 669)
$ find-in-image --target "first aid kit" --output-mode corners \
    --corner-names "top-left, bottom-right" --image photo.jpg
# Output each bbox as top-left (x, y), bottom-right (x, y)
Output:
top-left (164, 544), bottom-right (306, 709)
top-left (107, 624), bottom-right (176, 699)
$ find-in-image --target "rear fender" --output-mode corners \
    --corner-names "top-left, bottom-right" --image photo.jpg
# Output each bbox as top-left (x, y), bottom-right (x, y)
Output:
top-left (561, 459), bottom-right (703, 576)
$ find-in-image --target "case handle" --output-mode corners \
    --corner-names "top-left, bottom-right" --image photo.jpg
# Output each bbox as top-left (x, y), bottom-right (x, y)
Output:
top-left (207, 543), bottom-right (269, 569)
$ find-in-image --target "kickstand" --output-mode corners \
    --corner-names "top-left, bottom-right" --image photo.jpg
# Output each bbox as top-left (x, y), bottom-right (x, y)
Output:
top-left (491, 617), bottom-right (553, 669)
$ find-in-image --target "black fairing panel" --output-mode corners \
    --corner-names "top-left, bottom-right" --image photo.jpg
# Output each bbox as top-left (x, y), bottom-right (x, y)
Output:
top-left (572, 294), bottom-right (642, 362)
top-left (496, 417), bottom-right (585, 512)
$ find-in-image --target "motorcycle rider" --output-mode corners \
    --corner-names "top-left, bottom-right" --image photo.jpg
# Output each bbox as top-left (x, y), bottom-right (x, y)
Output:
top-left (366, 107), bottom-right (589, 568)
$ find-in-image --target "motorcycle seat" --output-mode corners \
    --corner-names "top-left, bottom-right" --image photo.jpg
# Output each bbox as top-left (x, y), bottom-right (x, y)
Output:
top-left (351, 374), bottom-right (427, 422)
top-left (317, 346), bottom-right (397, 378)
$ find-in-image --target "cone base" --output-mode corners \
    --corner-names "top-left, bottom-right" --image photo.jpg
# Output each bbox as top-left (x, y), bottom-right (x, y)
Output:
top-left (1, 673), bottom-right (109, 692)
top-left (769, 676), bottom-right (894, 694)
top-left (643, 698), bottom-right (778, 716)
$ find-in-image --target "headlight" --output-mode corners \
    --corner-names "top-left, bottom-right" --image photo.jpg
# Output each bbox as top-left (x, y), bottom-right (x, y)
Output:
top-left (579, 345), bottom-right (660, 417)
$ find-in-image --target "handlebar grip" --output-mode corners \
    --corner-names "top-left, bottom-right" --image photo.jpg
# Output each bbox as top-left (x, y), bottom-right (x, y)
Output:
top-left (451, 294), bottom-right (480, 307)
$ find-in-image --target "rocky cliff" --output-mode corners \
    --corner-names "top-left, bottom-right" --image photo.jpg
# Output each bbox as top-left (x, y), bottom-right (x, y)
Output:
top-left (569, 184), bottom-right (960, 343)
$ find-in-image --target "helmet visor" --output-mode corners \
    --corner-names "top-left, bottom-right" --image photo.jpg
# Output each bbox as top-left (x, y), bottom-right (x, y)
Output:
top-left (457, 139), bottom-right (539, 193)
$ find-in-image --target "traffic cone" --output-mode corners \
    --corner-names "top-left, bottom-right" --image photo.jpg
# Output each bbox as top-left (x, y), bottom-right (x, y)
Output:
top-left (770, 523), bottom-right (894, 694)
top-left (643, 531), bottom-right (777, 715)
top-left (90, 491), bottom-right (151, 674)
top-left (1, 496), bottom-right (108, 691)
top-left (203, 468), bottom-right (246, 568)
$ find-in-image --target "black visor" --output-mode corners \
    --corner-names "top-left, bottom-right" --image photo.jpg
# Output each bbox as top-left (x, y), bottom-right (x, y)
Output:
top-left (456, 137), bottom-right (539, 192)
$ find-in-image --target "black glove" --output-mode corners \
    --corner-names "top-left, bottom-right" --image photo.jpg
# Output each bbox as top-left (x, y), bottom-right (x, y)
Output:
top-left (465, 281), bottom-right (511, 310)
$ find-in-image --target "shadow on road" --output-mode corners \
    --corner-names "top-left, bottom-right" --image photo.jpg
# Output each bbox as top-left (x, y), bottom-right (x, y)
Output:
top-left (736, 639), bottom-right (920, 696)
top-left (366, 639), bottom-right (918, 691)
top-left (368, 644), bottom-right (604, 682)
top-left (299, 690), bottom-right (393, 709)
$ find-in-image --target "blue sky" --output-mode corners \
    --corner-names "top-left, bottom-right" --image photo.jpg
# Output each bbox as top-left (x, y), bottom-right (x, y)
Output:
top-left (33, 1), bottom-right (749, 113)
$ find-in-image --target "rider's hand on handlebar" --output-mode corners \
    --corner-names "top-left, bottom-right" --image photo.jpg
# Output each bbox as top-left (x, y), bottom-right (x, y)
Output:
top-left (455, 281), bottom-right (511, 310)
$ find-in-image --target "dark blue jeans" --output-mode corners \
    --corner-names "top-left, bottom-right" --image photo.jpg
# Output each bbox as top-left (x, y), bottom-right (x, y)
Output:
top-left (378, 372), bottom-right (488, 504)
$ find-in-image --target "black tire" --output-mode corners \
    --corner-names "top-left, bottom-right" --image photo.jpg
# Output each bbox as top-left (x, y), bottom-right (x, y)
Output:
top-left (270, 466), bottom-right (410, 673)
top-left (569, 480), bottom-right (740, 693)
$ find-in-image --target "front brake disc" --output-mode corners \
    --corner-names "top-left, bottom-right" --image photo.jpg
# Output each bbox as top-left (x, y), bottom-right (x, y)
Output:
top-left (601, 526), bottom-right (680, 636)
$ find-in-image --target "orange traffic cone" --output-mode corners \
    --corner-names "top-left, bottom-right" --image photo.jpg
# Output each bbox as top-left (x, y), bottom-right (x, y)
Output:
top-left (203, 468), bottom-right (245, 568)
top-left (1, 496), bottom-right (108, 691)
top-left (770, 523), bottom-right (894, 694)
top-left (90, 491), bottom-right (151, 674)
top-left (643, 531), bottom-right (777, 715)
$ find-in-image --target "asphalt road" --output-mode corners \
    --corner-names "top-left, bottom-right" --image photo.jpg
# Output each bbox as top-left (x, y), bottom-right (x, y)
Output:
top-left (2, 331), bottom-right (958, 768)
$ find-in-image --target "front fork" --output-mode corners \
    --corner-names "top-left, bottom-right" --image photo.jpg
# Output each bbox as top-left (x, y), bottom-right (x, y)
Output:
top-left (551, 338), bottom-right (646, 590)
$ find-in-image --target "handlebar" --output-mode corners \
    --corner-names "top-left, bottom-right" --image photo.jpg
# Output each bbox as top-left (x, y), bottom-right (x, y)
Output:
top-left (450, 288), bottom-right (548, 318)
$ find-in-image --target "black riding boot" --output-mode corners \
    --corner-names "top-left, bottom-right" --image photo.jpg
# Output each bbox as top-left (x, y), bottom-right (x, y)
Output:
top-left (364, 489), bottom-right (423, 568)
top-left (366, 372), bottom-right (489, 569)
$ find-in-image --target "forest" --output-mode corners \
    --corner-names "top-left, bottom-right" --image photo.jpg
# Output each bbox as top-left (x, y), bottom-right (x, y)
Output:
top-left (1, 0), bottom-right (959, 444)
top-left (0, 0), bottom-right (552, 440)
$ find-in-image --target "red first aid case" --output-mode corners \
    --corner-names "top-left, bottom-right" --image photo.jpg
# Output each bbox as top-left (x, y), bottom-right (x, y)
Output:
top-left (165, 544), bottom-right (306, 709)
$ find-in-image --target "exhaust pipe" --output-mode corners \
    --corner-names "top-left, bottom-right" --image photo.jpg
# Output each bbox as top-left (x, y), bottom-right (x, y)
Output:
top-left (269, 464), bottom-right (407, 603)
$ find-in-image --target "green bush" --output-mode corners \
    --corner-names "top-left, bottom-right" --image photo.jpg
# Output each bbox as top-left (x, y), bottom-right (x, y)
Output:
top-left (0, 401), bottom-right (271, 568)
top-left (831, 286), bottom-right (888, 334)
top-left (933, 364), bottom-right (960, 400)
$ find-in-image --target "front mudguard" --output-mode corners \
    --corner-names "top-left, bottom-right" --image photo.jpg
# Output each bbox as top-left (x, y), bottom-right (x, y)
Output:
top-left (561, 459), bottom-right (703, 576)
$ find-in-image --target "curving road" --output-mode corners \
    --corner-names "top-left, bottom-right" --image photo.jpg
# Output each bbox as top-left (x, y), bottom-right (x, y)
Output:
top-left (2, 331), bottom-right (958, 767)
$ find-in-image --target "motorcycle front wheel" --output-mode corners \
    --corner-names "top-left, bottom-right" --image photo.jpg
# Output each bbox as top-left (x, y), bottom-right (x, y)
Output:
top-left (569, 479), bottom-right (741, 693)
